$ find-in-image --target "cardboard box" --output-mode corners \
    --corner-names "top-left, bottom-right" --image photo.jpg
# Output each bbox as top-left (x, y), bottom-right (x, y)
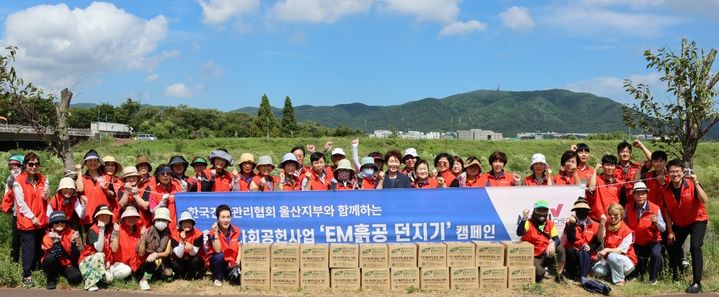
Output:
top-left (388, 243), bottom-right (417, 268)
top-left (300, 269), bottom-right (330, 290)
top-left (270, 268), bottom-right (300, 290)
top-left (417, 243), bottom-right (446, 268)
top-left (450, 267), bottom-right (479, 290)
top-left (507, 266), bottom-right (535, 289)
top-left (241, 268), bottom-right (270, 290)
top-left (329, 244), bottom-right (359, 268)
top-left (474, 241), bottom-right (505, 267)
top-left (390, 267), bottom-right (419, 291)
top-left (361, 268), bottom-right (391, 291)
top-left (445, 242), bottom-right (475, 267)
top-left (360, 243), bottom-right (388, 268)
top-left (420, 267), bottom-right (450, 290)
top-left (271, 243), bottom-right (300, 269)
top-left (330, 268), bottom-right (361, 290)
top-left (501, 241), bottom-right (534, 267)
top-left (241, 244), bottom-right (271, 269)
top-left (300, 244), bottom-right (329, 269)
top-left (479, 266), bottom-right (508, 289)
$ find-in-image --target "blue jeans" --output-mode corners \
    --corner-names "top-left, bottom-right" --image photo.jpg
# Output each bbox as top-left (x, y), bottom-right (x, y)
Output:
top-left (592, 253), bottom-right (635, 284)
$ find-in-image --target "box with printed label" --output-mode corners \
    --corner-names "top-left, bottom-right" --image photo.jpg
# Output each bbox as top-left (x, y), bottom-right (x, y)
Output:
top-left (300, 244), bottom-right (329, 269)
top-left (361, 268), bottom-right (390, 290)
top-left (416, 243), bottom-right (447, 268)
top-left (501, 241), bottom-right (534, 267)
top-left (390, 267), bottom-right (420, 291)
top-left (241, 268), bottom-right (270, 290)
top-left (330, 268), bottom-right (361, 290)
top-left (300, 269), bottom-right (330, 290)
top-left (241, 244), bottom-right (271, 269)
top-left (420, 267), bottom-right (450, 290)
top-left (450, 267), bottom-right (479, 289)
top-left (479, 266), bottom-right (508, 289)
top-left (507, 266), bottom-right (535, 289)
top-left (474, 241), bottom-right (506, 267)
top-left (270, 268), bottom-right (300, 290)
top-left (360, 243), bottom-right (388, 268)
top-left (271, 243), bottom-right (300, 269)
top-left (445, 242), bottom-right (475, 267)
top-left (388, 243), bottom-right (417, 268)
top-left (329, 244), bottom-right (359, 268)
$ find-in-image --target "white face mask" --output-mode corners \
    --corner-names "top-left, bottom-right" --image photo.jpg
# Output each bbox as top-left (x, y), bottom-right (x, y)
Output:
top-left (154, 221), bottom-right (168, 231)
top-left (361, 168), bottom-right (375, 178)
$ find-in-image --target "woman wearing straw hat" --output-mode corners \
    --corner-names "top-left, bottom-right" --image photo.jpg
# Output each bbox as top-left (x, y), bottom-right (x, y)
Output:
top-left (102, 155), bottom-right (123, 199)
top-left (200, 149), bottom-right (234, 192)
top-left (41, 211), bottom-right (82, 289)
top-left (78, 150), bottom-right (117, 228)
top-left (249, 156), bottom-right (278, 191)
top-left (562, 198), bottom-right (599, 282)
top-left (137, 207), bottom-right (174, 291)
top-left (117, 167), bottom-right (152, 229)
top-left (278, 153), bottom-right (302, 191)
top-left (109, 206), bottom-right (142, 282)
top-left (78, 204), bottom-right (116, 291)
top-left (169, 211), bottom-right (205, 280)
top-left (234, 153), bottom-right (257, 192)
top-left (135, 155), bottom-right (154, 187)
top-left (525, 153), bottom-right (554, 186)
top-left (332, 159), bottom-right (359, 190)
top-left (46, 177), bottom-right (86, 231)
top-left (449, 157), bottom-right (482, 188)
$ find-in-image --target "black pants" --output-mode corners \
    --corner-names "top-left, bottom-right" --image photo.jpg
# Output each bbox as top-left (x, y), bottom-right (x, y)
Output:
top-left (169, 256), bottom-right (205, 280)
top-left (20, 229), bottom-right (44, 277)
top-left (139, 258), bottom-right (173, 280)
top-left (565, 246), bottom-right (592, 280)
top-left (11, 216), bottom-right (21, 263)
top-left (669, 221), bottom-right (706, 284)
top-left (634, 243), bottom-right (663, 282)
top-left (209, 253), bottom-right (239, 284)
top-left (41, 254), bottom-right (81, 285)
top-left (533, 245), bottom-right (566, 282)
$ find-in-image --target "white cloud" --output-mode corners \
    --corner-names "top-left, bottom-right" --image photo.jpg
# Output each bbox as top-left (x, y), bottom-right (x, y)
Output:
top-left (197, 0), bottom-right (260, 24)
top-left (165, 83), bottom-right (193, 98)
top-left (500, 6), bottom-right (534, 31)
top-left (383, 0), bottom-right (460, 24)
top-left (564, 73), bottom-right (663, 103)
top-left (272, 0), bottom-right (372, 23)
top-left (542, 6), bottom-right (682, 38)
top-left (145, 73), bottom-right (160, 82)
top-left (2, 2), bottom-right (169, 89)
top-left (581, 0), bottom-right (663, 8)
top-left (202, 60), bottom-right (225, 78)
top-left (439, 20), bottom-right (486, 36)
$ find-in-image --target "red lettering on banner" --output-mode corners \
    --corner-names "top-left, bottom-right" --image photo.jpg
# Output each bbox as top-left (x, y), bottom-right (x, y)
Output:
top-left (550, 204), bottom-right (563, 218)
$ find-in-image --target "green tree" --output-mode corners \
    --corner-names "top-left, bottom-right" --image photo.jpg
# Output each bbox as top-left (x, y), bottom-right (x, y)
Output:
top-left (623, 37), bottom-right (719, 167)
top-left (280, 96), bottom-right (298, 137)
top-left (115, 98), bottom-right (141, 125)
top-left (254, 94), bottom-right (278, 138)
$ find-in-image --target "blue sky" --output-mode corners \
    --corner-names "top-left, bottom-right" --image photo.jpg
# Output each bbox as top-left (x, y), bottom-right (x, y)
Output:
top-left (1, 0), bottom-right (717, 110)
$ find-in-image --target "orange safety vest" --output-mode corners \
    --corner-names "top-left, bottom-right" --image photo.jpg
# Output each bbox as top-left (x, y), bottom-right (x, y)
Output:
top-left (603, 223), bottom-right (637, 265)
top-left (521, 219), bottom-right (556, 257)
top-left (660, 179), bottom-right (708, 227)
top-left (624, 201), bottom-right (662, 245)
top-left (41, 227), bottom-right (76, 266)
top-left (204, 225), bottom-right (240, 268)
top-left (14, 172), bottom-right (48, 231)
top-left (112, 224), bottom-right (142, 271)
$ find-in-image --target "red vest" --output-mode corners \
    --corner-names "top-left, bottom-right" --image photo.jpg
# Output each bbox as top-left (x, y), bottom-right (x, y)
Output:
top-left (439, 170), bottom-right (456, 185)
top-left (14, 172), bottom-right (48, 231)
top-left (171, 227), bottom-right (205, 260)
top-left (202, 169), bottom-right (233, 192)
top-left (151, 182), bottom-right (181, 231)
top-left (251, 175), bottom-right (277, 191)
top-left (112, 224), bottom-right (141, 271)
top-left (614, 161), bottom-right (640, 184)
top-left (2, 176), bottom-right (15, 213)
top-left (80, 224), bottom-right (113, 263)
top-left (660, 179), bottom-right (708, 227)
top-left (236, 173), bottom-right (256, 192)
top-left (205, 225), bottom-right (240, 267)
top-left (414, 178), bottom-right (439, 189)
top-left (118, 186), bottom-right (153, 228)
top-left (80, 174), bottom-right (116, 225)
top-left (361, 177), bottom-right (377, 190)
top-left (603, 223), bottom-right (637, 265)
top-left (564, 220), bottom-right (599, 250)
top-left (48, 193), bottom-right (79, 224)
top-left (303, 169), bottom-right (332, 191)
top-left (587, 175), bottom-right (622, 222)
top-left (481, 171), bottom-right (515, 187)
top-left (281, 175), bottom-right (302, 191)
top-left (644, 171), bottom-right (668, 207)
top-left (524, 175), bottom-right (549, 186)
top-left (521, 220), bottom-right (556, 257)
top-left (41, 228), bottom-right (75, 266)
top-left (334, 180), bottom-right (358, 191)
top-left (553, 172), bottom-right (576, 185)
top-left (624, 201), bottom-right (662, 245)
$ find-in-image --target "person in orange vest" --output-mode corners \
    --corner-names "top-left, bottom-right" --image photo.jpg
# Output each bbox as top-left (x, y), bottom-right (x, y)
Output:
top-left (188, 156), bottom-right (208, 192)
top-left (554, 151), bottom-right (581, 185)
top-left (586, 155), bottom-right (625, 222)
top-left (78, 205), bottom-right (116, 291)
top-left (570, 143), bottom-right (594, 185)
top-left (659, 159), bottom-right (709, 294)
top-left (358, 157), bottom-right (380, 190)
top-left (135, 155), bottom-right (154, 187)
top-left (117, 167), bottom-right (152, 229)
top-left (13, 152), bottom-right (49, 286)
top-left (46, 177), bottom-right (86, 231)
top-left (615, 140), bottom-right (652, 186)
top-left (432, 152), bottom-right (455, 184)
top-left (592, 203), bottom-right (637, 286)
top-left (302, 152), bottom-right (332, 191)
top-left (290, 146), bottom-right (310, 176)
top-left (624, 182), bottom-right (665, 285)
top-left (636, 150), bottom-right (669, 207)
top-left (169, 211), bottom-right (205, 280)
top-left (413, 160), bottom-right (443, 189)
top-left (168, 155), bottom-right (190, 192)
top-left (562, 198), bottom-right (599, 282)
top-left (331, 159), bottom-right (359, 190)
top-left (109, 206), bottom-right (142, 282)
top-left (150, 165), bottom-right (181, 230)
top-left (449, 157), bottom-right (482, 188)
top-left (137, 207), bottom-right (174, 291)
top-left (200, 149), bottom-right (234, 192)
top-left (78, 150), bottom-right (117, 228)
top-left (525, 153), bottom-right (553, 186)
top-left (41, 211), bottom-right (82, 290)
top-left (101, 155), bottom-right (123, 200)
top-left (401, 148), bottom-right (419, 185)
top-left (249, 156), bottom-right (278, 191)
top-left (205, 204), bottom-right (241, 287)
top-left (482, 151), bottom-right (521, 187)
top-left (234, 153), bottom-right (256, 192)
top-left (278, 153), bottom-right (302, 191)
top-left (517, 200), bottom-right (565, 283)
top-left (3, 154), bottom-right (24, 264)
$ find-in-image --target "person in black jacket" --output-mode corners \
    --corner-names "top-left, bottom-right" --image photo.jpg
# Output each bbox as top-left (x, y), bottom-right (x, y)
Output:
top-left (377, 150), bottom-right (411, 189)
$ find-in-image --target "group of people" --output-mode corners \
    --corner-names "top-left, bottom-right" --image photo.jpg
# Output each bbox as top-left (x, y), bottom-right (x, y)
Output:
top-left (0, 139), bottom-right (709, 294)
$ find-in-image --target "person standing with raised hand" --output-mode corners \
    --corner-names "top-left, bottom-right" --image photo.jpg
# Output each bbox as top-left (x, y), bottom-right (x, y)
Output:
top-left (200, 149), bottom-right (234, 192)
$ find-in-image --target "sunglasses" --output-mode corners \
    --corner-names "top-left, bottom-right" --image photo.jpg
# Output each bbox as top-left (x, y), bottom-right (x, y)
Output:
top-left (26, 162), bottom-right (41, 167)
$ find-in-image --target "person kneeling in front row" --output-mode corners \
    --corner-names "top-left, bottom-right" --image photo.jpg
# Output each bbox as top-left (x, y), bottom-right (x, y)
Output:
top-left (518, 199), bottom-right (566, 283)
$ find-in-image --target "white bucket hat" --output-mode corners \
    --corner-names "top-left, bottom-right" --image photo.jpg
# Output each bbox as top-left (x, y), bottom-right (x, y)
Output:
top-left (154, 207), bottom-right (172, 222)
top-left (331, 148), bottom-right (346, 157)
top-left (529, 153), bottom-right (548, 169)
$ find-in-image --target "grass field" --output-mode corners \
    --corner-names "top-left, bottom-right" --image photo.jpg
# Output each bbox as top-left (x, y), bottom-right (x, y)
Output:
top-left (0, 137), bottom-right (717, 296)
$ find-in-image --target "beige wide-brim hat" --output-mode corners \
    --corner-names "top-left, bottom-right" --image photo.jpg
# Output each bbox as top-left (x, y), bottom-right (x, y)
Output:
top-left (154, 207), bottom-right (172, 222)
top-left (121, 166), bottom-right (141, 180)
top-left (121, 206), bottom-right (141, 220)
top-left (102, 155), bottom-right (123, 173)
top-left (57, 177), bottom-right (76, 191)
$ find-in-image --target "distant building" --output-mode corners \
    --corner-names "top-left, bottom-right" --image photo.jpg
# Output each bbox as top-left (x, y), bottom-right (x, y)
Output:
top-left (370, 130), bottom-right (444, 139)
top-left (90, 122), bottom-right (131, 138)
top-left (457, 129), bottom-right (503, 141)
top-left (517, 132), bottom-right (591, 140)
top-left (370, 130), bottom-right (393, 138)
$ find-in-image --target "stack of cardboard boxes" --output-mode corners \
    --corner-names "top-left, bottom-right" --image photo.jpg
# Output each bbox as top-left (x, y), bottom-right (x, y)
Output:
top-left (239, 241), bottom-right (534, 291)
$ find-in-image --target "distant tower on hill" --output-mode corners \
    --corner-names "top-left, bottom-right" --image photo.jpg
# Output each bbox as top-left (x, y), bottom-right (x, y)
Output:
top-left (496, 84), bottom-right (501, 91)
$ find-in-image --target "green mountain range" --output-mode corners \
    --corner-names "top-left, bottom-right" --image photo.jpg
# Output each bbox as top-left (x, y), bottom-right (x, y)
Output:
top-left (234, 89), bottom-right (629, 136)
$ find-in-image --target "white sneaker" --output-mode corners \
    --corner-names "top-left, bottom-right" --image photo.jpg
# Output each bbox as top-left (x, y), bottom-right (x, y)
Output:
top-left (103, 271), bottom-right (114, 283)
top-left (139, 279), bottom-right (150, 291)
top-left (214, 280), bottom-right (222, 287)
top-left (88, 285), bottom-right (99, 292)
